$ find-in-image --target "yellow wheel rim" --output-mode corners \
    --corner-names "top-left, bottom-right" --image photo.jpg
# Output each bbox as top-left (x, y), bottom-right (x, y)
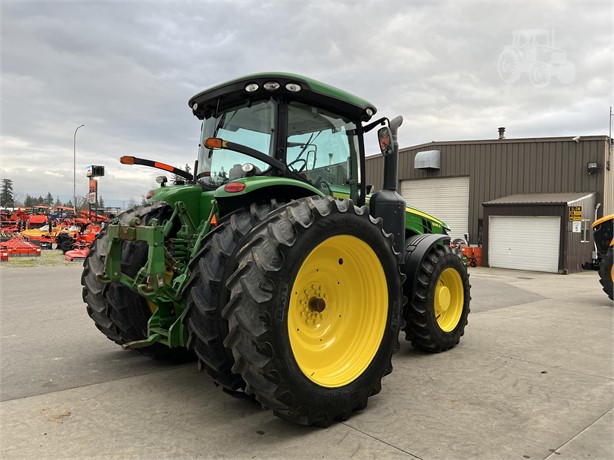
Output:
top-left (434, 267), bottom-right (464, 332)
top-left (288, 235), bottom-right (388, 388)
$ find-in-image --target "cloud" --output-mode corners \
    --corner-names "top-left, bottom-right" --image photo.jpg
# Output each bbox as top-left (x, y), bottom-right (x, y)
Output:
top-left (1, 0), bottom-right (612, 207)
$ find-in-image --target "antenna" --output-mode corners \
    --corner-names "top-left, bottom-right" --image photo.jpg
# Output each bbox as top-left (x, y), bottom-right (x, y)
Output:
top-left (608, 106), bottom-right (612, 171)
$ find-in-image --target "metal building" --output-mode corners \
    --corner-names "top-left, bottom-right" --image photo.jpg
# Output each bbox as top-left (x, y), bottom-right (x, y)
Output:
top-left (365, 133), bottom-right (613, 272)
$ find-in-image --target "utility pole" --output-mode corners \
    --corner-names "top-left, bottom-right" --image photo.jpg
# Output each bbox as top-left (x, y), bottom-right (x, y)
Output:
top-left (73, 124), bottom-right (85, 215)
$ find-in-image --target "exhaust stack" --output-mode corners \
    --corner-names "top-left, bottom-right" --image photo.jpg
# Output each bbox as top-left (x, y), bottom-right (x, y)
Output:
top-left (369, 116), bottom-right (406, 253)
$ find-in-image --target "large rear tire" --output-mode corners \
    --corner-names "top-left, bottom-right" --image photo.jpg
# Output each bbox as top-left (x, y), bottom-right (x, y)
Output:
top-left (81, 203), bottom-right (194, 362)
top-left (598, 248), bottom-right (613, 301)
top-left (82, 227), bottom-right (121, 343)
top-left (222, 197), bottom-right (403, 426)
top-left (403, 244), bottom-right (471, 352)
top-left (183, 201), bottom-right (280, 391)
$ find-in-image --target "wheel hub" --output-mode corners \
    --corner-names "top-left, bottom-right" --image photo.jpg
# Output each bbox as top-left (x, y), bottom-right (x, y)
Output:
top-left (437, 285), bottom-right (451, 311)
top-left (309, 296), bottom-right (326, 313)
top-left (298, 286), bottom-right (326, 327)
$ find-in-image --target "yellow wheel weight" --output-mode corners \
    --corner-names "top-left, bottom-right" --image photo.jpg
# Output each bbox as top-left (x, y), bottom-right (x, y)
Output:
top-left (288, 235), bottom-right (388, 388)
top-left (434, 267), bottom-right (464, 332)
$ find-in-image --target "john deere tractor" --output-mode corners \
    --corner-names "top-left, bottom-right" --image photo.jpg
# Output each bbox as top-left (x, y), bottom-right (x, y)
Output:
top-left (82, 73), bottom-right (470, 426)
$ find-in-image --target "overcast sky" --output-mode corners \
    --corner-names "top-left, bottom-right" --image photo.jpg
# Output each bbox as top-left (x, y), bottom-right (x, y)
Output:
top-left (1, 0), bottom-right (612, 208)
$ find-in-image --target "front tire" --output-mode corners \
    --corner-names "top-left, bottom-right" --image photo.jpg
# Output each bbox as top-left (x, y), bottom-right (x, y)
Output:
top-left (403, 244), bottom-right (471, 352)
top-left (222, 197), bottom-right (403, 426)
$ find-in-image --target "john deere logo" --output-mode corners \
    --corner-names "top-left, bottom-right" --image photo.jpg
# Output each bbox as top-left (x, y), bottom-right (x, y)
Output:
top-left (498, 29), bottom-right (576, 88)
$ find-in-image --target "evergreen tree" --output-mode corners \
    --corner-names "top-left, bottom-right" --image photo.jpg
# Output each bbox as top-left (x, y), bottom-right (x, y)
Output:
top-left (97, 195), bottom-right (105, 210)
top-left (24, 194), bottom-right (34, 207)
top-left (54, 196), bottom-right (62, 207)
top-left (171, 164), bottom-right (191, 184)
top-left (46, 192), bottom-right (53, 207)
top-left (79, 195), bottom-right (88, 212)
top-left (0, 178), bottom-right (15, 208)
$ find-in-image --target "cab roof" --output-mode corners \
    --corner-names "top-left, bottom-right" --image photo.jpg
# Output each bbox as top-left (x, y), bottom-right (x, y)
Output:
top-left (188, 72), bottom-right (377, 122)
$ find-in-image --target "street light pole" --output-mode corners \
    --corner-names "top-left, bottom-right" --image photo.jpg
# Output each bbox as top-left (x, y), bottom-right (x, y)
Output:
top-left (73, 124), bottom-right (85, 214)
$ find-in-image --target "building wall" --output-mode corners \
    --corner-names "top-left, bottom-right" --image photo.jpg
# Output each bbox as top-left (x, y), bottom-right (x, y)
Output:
top-left (602, 142), bottom-right (614, 214)
top-left (564, 193), bottom-right (597, 273)
top-left (365, 136), bottom-right (610, 243)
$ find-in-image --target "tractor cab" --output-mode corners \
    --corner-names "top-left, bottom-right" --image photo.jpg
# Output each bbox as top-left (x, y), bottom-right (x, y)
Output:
top-left (189, 73), bottom-right (377, 206)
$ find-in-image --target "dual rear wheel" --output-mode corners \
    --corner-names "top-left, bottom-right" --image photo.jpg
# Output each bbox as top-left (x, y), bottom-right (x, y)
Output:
top-left (186, 197), bottom-right (470, 425)
top-left (81, 204), bottom-right (194, 362)
top-left (182, 201), bottom-right (280, 392)
top-left (185, 196), bottom-right (403, 425)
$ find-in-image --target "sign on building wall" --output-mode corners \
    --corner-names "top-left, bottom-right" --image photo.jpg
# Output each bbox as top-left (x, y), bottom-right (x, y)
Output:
top-left (572, 221), bottom-right (581, 233)
top-left (569, 206), bottom-right (582, 221)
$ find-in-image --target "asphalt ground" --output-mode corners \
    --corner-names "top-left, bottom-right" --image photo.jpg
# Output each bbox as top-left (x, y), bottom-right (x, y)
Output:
top-left (0, 262), bottom-right (612, 459)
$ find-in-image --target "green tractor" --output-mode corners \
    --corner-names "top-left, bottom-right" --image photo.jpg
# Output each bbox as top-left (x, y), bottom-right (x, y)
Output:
top-left (82, 73), bottom-right (470, 426)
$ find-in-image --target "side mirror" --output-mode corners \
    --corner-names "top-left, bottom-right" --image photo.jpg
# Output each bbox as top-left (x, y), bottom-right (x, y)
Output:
top-left (378, 127), bottom-right (394, 156)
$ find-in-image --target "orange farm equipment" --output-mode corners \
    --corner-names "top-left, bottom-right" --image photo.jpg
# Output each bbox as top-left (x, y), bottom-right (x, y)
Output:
top-left (0, 237), bottom-right (42, 257)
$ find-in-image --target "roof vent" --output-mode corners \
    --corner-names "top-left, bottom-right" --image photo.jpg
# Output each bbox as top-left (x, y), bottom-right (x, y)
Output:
top-left (498, 127), bottom-right (506, 140)
top-left (414, 150), bottom-right (441, 170)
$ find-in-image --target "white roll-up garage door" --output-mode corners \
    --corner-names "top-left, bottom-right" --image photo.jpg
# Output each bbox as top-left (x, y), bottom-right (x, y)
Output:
top-left (400, 177), bottom-right (469, 240)
top-left (489, 216), bottom-right (560, 273)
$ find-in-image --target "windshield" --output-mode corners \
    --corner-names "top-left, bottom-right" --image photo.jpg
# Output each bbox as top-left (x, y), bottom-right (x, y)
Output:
top-left (197, 98), bottom-right (276, 187)
top-left (286, 102), bottom-right (359, 194)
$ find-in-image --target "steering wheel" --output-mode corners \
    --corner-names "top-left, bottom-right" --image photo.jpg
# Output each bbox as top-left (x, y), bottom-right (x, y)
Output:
top-left (287, 157), bottom-right (308, 173)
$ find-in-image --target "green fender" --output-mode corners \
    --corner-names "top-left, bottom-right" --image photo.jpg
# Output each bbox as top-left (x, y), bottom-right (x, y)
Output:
top-left (213, 177), bottom-right (325, 214)
top-left (214, 176), bottom-right (323, 198)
